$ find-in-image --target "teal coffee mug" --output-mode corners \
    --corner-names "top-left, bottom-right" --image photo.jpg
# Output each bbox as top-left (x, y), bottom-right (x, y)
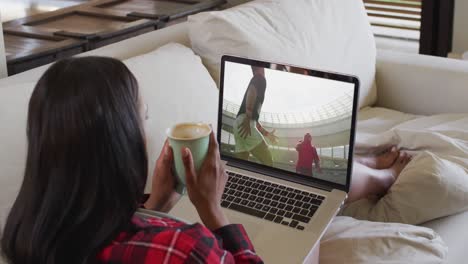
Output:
top-left (166, 123), bottom-right (211, 194)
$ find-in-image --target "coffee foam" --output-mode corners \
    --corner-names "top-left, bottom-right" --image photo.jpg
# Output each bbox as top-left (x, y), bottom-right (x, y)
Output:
top-left (169, 123), bottom-right (211, 139)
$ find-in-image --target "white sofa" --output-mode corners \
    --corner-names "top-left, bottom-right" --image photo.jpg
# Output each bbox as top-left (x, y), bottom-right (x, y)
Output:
top-left (1, 6), bottom-right (468, 264)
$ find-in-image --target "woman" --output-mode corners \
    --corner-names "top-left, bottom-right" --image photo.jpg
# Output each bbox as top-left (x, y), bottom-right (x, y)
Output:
top-left (234, 66), bottom-right (278, 166)
top-left (295, 133), bottom-right (321, 176)
top-left (1, 57), bottom-right (263, 264)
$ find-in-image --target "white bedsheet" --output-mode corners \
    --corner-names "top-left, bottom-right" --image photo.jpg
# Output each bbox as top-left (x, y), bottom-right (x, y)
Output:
top-left (321, 216), bottom-right (447, 264)
top-left (356, 107), bottom-right (467, 154)
top-left (353, 107), bottom-right (468, 264)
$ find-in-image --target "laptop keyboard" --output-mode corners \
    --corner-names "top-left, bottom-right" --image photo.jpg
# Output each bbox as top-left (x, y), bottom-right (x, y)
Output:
top-left (221, 171), bottom-right (325, 231)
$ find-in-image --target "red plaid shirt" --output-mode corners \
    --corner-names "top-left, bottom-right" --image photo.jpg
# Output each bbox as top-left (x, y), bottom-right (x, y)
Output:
top-left (97, 214), bottom-right (263, 263)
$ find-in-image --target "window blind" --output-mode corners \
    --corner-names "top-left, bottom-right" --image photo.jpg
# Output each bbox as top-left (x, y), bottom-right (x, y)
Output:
top-left (364, 0), bottom-right (422, 41)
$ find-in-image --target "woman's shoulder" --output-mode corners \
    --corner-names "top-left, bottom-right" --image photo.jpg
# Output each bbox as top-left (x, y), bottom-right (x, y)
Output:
top-left (97, 215), bottom-right (217, 263)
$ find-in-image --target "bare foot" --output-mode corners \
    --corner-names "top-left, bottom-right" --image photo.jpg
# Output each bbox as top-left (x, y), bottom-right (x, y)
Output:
top-left (387, 152), bottom-right (412, 180)
top-left (372, 152), bottom-right (412, 196)
top-left (356, 146), bottom-right (399, 170)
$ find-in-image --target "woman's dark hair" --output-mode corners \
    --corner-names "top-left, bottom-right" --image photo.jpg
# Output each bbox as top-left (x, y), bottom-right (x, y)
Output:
top-left (1, 57), bottom-right (148, 264)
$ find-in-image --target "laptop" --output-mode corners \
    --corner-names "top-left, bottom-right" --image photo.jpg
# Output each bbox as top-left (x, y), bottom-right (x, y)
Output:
top-left (170, 55), bottom-right (359, 263)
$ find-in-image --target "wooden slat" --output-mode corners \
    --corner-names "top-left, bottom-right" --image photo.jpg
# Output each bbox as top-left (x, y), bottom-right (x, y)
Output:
top-left (4, 32), bottom-right (85, 63)
top-left (95, 0), bottom-right (226, 22)
top-left (2, 0), bottom-right (104, 27)
top-left (79, 7), bottom-right (140, 21)
top-left (367, 13), bottom-right (420, 21)
top-left (364, 0), bottom-right (422, 4)
top-left (6, 6), bottom-right (158, 40)
top-left (364, 0), bottom-right (422, 37)
top-left (167, 0), bottom-right (226, 20)
top-left (363, 0), bottom-right (421, 8)
top-left (370, 22), bottom-right (420, 31)
top-left (364, 5), bottom-right (421, 15)
top-left (4, 27), bottom-right (63, 40)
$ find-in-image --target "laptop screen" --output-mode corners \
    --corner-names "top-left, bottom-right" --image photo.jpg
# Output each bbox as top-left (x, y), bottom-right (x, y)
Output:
top-left (219, 56), bottom-right (359, 191)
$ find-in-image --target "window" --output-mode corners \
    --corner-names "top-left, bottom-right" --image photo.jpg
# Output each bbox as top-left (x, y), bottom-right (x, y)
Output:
top-left (364, 0), bottom-right (455, 57)
top-left (364, 0), bottom-right (422, 53)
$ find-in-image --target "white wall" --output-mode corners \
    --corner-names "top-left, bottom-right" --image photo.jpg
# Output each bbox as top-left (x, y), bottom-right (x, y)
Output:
top-left (453, 0), bottom-right (468, 55)
top-left (0, 11), bottom-right (7, 78)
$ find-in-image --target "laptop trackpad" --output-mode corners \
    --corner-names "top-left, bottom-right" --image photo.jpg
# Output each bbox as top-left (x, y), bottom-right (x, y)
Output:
top-left (225, 209), bottom-right (264, 238)
top-left (170, 196), bottom-right (264, 239)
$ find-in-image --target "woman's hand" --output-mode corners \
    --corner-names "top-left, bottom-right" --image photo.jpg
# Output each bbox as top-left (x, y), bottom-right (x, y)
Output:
top-left (144, 140), bottom-right (181, 213)
top-left (182, 131), bottom-right (229, 230)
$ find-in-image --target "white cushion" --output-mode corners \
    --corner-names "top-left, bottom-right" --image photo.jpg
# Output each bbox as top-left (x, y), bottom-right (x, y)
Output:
top-left (123, 43), bottom-right (219, 191)
top-left (321, 216), bottom-right (448, 264)
top-left (375, 49), bottom-right (468, 115)
top-left (188, 0), bottom-right (377, 108)
top-left (422, 210), bottom-right (468, 264)
top-left (0, 82), bottom-right (35, 227)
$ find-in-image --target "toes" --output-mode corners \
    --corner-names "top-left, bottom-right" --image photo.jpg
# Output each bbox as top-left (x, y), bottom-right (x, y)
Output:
top-left (399, 152), bottom-right (412, 165)
top-left (385, 146), bottom-right (399, 159)
top-left (385, 145), bottom-right (396, 154)
top-left (389, 146), bottom-right (400, 158)
top-left (379, 145), bottom-right (394, 155)
top-left (402, 155), bottom-right (408, 164)
top-left (398, 153), bottom-right (406, 164)
top-left (406, 154), bottom-right (413, 164)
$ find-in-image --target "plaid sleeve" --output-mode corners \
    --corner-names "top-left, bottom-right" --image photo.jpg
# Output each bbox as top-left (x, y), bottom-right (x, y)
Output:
top-left (182, 224), bottom-right (263, 264)
top-left (212, 224), bottom-right (263, 263)
top-left (98, 216), bottom-right (263, 264)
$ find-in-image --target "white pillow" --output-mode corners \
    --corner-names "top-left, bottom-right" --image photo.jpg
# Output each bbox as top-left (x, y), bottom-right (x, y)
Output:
top-left (123, 43), bottom-right (219, 191)
top-left (342, 151), bottom-right (468, 225)
top-left (0, 82), bottom-right (36, 227)
top-left (321, 216), bottom-right (448, 264)
top-left (188, 0), bottom-right (377, 108)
